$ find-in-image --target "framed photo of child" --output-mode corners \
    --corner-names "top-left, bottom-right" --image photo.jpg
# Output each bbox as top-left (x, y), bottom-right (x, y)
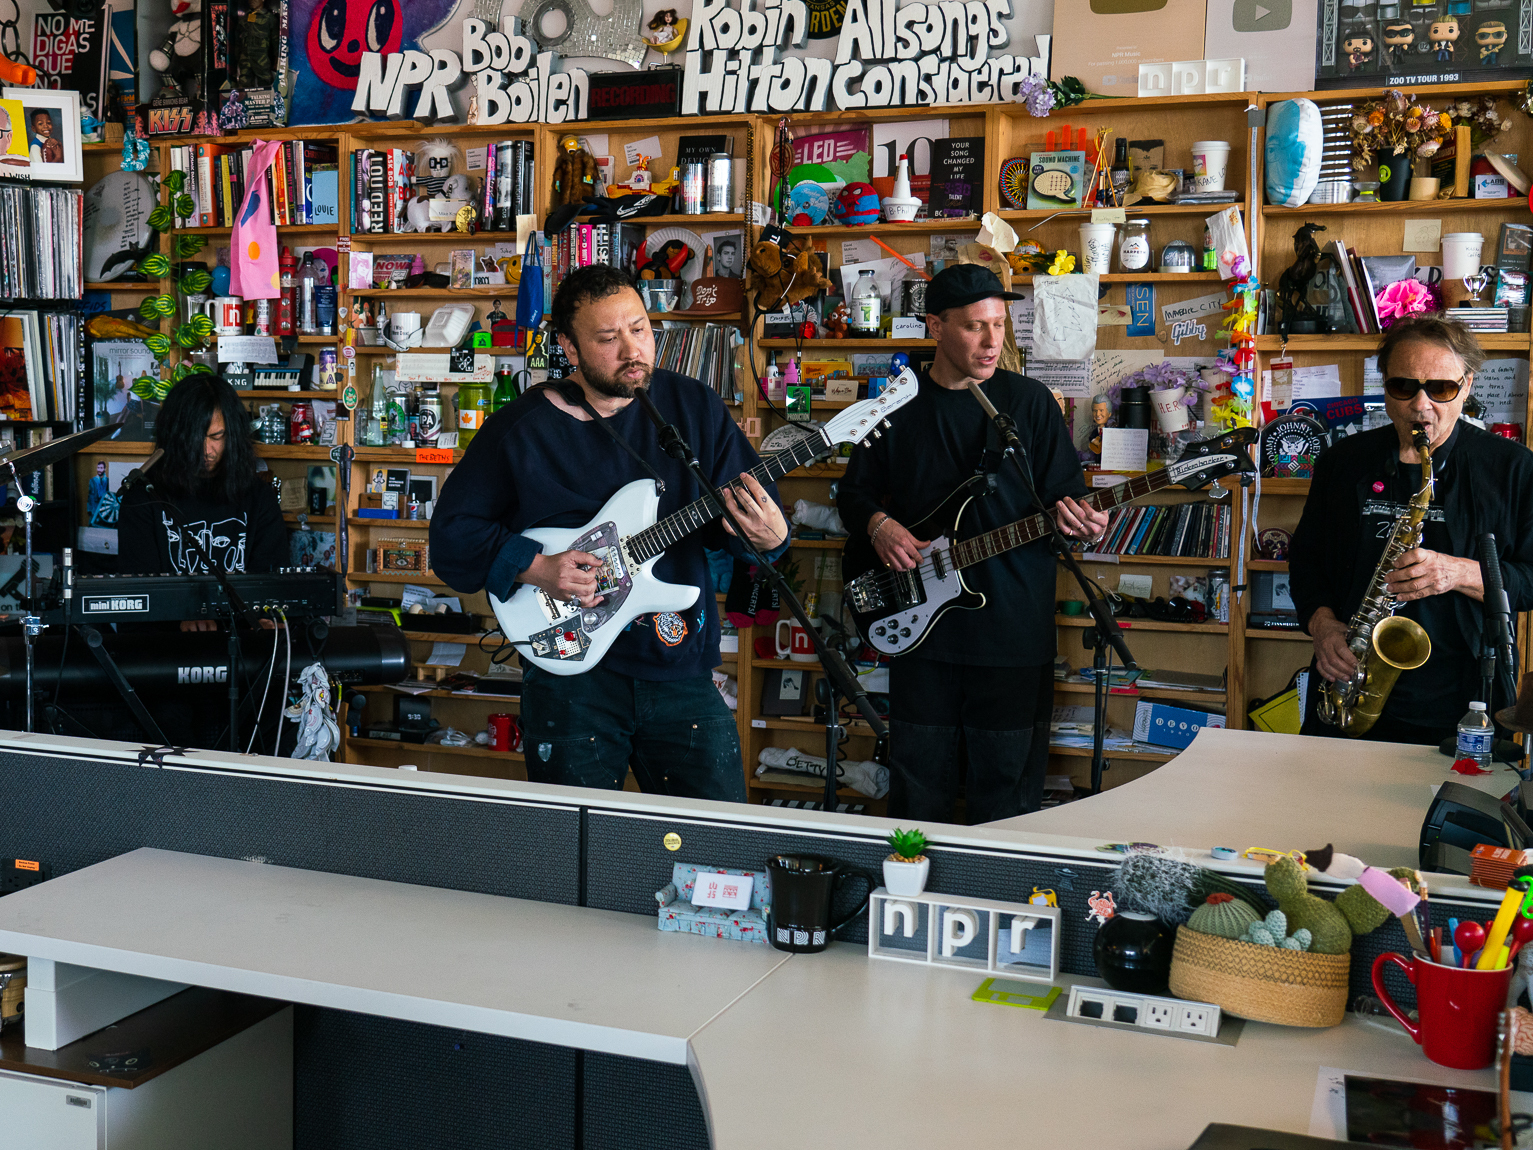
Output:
top-left (6, 89), bottom-right (82, 183)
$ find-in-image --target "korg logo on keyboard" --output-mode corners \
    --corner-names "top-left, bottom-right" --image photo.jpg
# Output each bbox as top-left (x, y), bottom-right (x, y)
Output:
top-left (83, 595), bottom-right (149, 614)
top-left (177, 665), bottom-right (229, 684)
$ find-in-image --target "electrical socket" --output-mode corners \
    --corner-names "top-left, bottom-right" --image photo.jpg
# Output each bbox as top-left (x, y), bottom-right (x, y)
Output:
top-left (1142, 1001), bottom-right (1176, 1029)
top-left (1177, 1005), bottom-right (1215, 1035)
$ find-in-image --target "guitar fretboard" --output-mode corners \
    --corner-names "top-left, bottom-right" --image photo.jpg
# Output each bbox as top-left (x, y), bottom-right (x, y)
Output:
top-left (626, 433), bottom-right (830, 564)
top-left (950, 470), bottom-right (1176, 570)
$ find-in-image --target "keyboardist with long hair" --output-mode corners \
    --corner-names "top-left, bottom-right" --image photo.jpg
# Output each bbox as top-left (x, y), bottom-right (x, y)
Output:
top-left (117, 375), bottom-right (289, 631)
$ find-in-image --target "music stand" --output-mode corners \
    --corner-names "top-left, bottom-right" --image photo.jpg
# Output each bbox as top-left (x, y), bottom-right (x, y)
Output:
top-left (0, 424), bottom-right (118, 732)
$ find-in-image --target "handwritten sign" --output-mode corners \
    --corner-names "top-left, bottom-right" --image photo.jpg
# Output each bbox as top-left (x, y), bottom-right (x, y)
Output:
top-left (415, 447), bottom-right (453, 464)
top-left (1474, 358), bottom-right (1529, 422)
top-left (692, 871), bottom-right (754, 910)
top-left (1160, 291), bottom-right (1227, 329)
top-left (1033, 274), bottom-right (1099, 362)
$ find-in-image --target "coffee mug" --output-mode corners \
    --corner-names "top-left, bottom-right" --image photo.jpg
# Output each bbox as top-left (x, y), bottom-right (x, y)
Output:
top-left (1371, 950), bottom-right (1514, 1069)
top-left (776, 618), bottom-right (816, 663)
top-left (205, 296), bottom-right (243, 336)
top-left (766, 854), bottom-right (875, 954)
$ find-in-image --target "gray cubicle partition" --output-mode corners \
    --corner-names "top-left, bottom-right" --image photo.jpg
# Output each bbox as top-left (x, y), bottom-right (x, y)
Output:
top-left (0, 739), bottom-right (1448, 1150)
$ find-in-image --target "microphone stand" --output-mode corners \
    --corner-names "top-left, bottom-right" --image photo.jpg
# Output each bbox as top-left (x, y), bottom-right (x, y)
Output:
top-left (1477, 533), bottom-right (1522, 770)
top-left (965, 380), bottom-right (1136, 796)
top-left (121, 459), bottom-right (265, 753)
top-left (633, 387), bottom-right (887, 813)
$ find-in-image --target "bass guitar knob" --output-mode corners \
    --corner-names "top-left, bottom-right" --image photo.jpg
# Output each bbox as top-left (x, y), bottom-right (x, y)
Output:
top-left (900, 628), bottom-right (911, 638)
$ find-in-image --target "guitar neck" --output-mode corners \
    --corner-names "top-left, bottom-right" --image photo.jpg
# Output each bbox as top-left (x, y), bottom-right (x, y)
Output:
top-left (626, 432), bottom-right (830, 563)
top-left (950, 469), bottom-right (1177, 570)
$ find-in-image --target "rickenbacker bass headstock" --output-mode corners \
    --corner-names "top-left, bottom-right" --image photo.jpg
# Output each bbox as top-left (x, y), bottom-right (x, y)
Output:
top-left (821, 367), bottom-right (919, 448)
top-left (1164, 426), bottom-right (1258, 491)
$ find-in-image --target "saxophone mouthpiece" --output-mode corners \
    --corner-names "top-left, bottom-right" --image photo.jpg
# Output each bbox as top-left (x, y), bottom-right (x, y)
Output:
top-left (1411, 424), bottom-right (1429, 448)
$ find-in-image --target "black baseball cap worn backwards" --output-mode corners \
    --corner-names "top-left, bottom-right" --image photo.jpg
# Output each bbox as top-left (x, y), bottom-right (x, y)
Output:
top-left (924, 263), bottom-right (1024, 316)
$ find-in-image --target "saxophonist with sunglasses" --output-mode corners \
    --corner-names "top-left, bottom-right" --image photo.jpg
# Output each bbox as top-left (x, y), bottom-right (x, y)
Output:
top-left (1289, 315), bottom-right (1533, 745)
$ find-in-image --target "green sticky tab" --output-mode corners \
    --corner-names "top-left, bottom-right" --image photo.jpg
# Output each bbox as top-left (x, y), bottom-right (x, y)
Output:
top-left (971, 979), bottom-right (1061, 1011)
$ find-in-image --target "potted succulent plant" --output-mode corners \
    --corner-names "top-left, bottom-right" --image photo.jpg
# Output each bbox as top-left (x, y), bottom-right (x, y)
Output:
top-left (883, 827), bottom-right (930, 896)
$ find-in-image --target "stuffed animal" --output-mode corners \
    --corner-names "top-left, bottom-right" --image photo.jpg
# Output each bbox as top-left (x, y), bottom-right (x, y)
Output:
top-left (1264, 853), bottom-right (1417, 956)
top-left (825, 301), bottom-right (850, 338)
top-left (639, 240), bottom-right (692, 280)
top-left (552, 135), bottom-right (599, 207)
top-left (747, 236), bottom-right (832, 312)
top-left (833, 182), bottom-right (880, 227)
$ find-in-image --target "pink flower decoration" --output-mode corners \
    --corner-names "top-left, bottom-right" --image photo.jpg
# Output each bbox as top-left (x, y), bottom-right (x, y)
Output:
top-left (1374, 278), bottom-right (1434, 327)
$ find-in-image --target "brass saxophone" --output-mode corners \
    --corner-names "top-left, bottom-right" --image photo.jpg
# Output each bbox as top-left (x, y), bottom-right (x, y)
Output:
top-left (1316, 425), bottom-right (1435, 736)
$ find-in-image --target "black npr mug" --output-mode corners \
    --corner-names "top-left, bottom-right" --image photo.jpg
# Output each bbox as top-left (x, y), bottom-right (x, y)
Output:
top-left (766, 854), bottom-right (874, 954)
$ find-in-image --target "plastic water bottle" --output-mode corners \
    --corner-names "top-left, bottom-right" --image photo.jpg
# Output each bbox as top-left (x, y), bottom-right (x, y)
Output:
top-left (1457, 701), bottom-right (1494, 767)
top-left (852, 269), bottom-right (882, 335)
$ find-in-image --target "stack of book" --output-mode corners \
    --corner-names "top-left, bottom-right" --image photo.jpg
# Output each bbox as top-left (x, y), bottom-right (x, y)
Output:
top-left (654, 323), bottom-right (736, 399)
top-left (550, 222), bottom-right (646, 290)
top-left (169, 141), bottom-right (339, 229)
top-left (1444, 306), bottom-right (1510, 333)
top-left (1090, 502), bottom-right (1230, 560)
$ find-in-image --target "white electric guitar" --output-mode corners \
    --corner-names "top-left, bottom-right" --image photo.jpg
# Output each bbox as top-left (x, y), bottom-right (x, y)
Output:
top-left (491, 370), bottom-right (918, 675)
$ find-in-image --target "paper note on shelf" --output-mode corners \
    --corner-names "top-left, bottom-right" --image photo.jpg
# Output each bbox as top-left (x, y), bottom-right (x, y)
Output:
top-left (1474, 358), bottom-right (1529, 421)
top-left (1032, 274), bottom-right (1100, 361)
top-left (841, 238), bottom-right (879, 264)
top-left (1402, 219), bottom-right (1443, 253)
top-left (426, 642), bottom-right (465, 667)
top-left (1009, 288), bottom-right (1035, 345)
top-left (1363, 356), bottom-right (1383, 395)
top-left (691, 871), bottom-right (754, 910)
top-left (217, 335), bottom-right (279, 364)
top-left (1292, 364), bottom-right (1343, 399)
top-left (1027, 358), bottom-right (1090, 398)
top-left (1100, 428), bottom-right (1149, 472)
top-left (623, 136), bottom-right (663, 166)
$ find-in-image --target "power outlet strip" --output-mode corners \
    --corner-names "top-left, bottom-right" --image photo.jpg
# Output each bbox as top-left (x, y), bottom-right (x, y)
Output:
top-left (1065, 985), bottom-right (1222, 1040)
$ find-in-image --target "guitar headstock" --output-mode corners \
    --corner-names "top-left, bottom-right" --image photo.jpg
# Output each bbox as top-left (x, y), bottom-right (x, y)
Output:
top-left (1164, 425), bottom-right (1258, 491)
top-left (821, 367), bottom-right (920, 449)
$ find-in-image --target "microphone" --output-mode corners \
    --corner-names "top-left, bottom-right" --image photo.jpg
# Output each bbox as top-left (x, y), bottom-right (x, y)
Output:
top-left (1479, 532), bottom-right (1515, 667)
top-left (115, 448), bottom-right (163, 497)
top-left (964, 379), bottom-right (1022, 451)
top-left (633, 385), bottom-right (692, 463)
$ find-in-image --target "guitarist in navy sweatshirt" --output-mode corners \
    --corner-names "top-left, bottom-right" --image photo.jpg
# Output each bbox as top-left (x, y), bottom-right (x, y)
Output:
top-left (432, 265), bottom-right (788, 801)
top-left (838, 264), bottom-right (1109, 823)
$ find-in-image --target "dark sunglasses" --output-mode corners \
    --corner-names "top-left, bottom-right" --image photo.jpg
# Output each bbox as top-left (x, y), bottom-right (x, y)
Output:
top-left (1383, 375), bottom-right (1465, 402)
top-left (404, 271), bottom-right (450, 289)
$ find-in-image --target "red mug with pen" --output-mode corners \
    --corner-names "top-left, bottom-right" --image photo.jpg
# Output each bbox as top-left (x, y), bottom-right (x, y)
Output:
top-left (1371, 950), bottom-right (1513, 1069)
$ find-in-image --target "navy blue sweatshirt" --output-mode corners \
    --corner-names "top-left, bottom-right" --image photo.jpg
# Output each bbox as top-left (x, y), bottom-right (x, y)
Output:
top-left (432, 370), bottom-right (785, 681)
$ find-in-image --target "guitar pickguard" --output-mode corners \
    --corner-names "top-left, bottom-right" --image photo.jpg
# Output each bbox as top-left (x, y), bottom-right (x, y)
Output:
top-left (526, 521), bottom-right (632, 663)
top-left (852, 536), bottom-right (971, 655)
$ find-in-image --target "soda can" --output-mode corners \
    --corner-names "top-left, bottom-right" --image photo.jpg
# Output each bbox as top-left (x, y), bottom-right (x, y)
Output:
top-left (681, 163), bottom-right (705, 215)
top-left (253, 298), bottom-right (272, 335)
top-left (706, 154), bottom-right (732, 213)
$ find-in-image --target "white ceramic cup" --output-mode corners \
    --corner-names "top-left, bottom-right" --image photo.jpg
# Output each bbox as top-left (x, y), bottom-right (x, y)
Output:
top-left (1152, 386), bottom-right (1191, 433)
top-left (1441, 233), bottom-right (1485, 280)
top-left (204, 296), bottom-right (243, 336)
top-left (1078, 223), bottom-right (1117, 274)
top-left (776, 618), bottom-right (817, 663)
top-left (1190, 140), bottom-right (1231, 193)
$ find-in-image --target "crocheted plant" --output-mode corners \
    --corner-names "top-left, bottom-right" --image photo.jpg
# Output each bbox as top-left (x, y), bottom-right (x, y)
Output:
top-left (1240, 908), bottom-right (1313, 951)
top-left (1187, 892), bottom-right (1260, 940)
top-left (1264, 853), bottom-right (1418, 956)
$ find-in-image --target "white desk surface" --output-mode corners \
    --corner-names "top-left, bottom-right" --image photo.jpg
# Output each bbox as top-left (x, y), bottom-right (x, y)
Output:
top-left (993, 727), bottom-right (1521, 870)
top-left (0, 848), bottom-right (788, 1065)
top-left (693, 946), bottom-right (1519, 1150)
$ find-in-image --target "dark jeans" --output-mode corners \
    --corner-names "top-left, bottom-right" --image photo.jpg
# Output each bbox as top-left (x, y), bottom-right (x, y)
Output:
top-left (520, 663), bottom-right (747, 802)
top-left (888, 656), bottom-right (1053, 825)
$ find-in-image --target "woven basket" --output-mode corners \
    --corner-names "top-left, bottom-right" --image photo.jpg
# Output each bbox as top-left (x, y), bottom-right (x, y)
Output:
top-left (1169, 927), bottom-right (1350, 1028)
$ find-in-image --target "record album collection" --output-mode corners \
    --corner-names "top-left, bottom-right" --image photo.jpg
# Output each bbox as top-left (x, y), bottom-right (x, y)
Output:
top-left (0, 186), bottom-right (82, 300)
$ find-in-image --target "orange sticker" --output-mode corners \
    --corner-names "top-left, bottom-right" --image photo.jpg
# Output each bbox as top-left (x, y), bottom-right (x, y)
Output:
top-left (415, 447), bottom-right (452, 464)
top-left (13, 858), bottom-right (39, 871)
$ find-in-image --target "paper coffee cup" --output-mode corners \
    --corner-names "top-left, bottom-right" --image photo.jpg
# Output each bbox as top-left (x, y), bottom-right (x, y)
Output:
top-left (1078, 222), bottom-right (1116, 274)
top-left (1441, 232), bottom-right (1485, 280)
top-left (1191, 140), bottom-right (1231, 193)
top-left (1152, 386), bottom-right (1191, 433)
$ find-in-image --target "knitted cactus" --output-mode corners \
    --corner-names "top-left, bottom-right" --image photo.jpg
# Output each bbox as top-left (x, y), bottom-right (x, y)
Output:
top-left (1264, 857), bottom-right (1353, 955)
top-left (1334, 867), bottom-right (1418, 936)
top-left (1239, 909), bottom-right (1314, 951)
top-left (1187, 892), bottom-right (1260, 940)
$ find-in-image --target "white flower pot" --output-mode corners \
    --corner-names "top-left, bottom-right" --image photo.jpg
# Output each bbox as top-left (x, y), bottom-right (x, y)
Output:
top-left (883, 856), bottom-right (930, 896)
top-left (1152, 386), bottom-right (1191, 433)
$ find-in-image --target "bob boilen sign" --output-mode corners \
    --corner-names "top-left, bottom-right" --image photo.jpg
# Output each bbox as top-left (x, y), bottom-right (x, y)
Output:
top-left (681, 0), bottom-right (1050, 113)
top-left (341, 0), bottom-right (1047, 123)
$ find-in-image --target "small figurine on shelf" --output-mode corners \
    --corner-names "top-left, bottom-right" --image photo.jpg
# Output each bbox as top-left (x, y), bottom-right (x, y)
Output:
top-left (629, 154), bottom-right (654, 193)
top-left (235, 0), bottom-right (279, 88)
top-left (1080, 393), bottom-right (1111, 462)
top-left (1430, 17), bottom-right (1459, 61)
top-left (832, 182), bottom-right (880, 226)
top-left (414, 137), bottom-right (462, 198)
top-left (1341, 27), bottom-right (1375, 70)
top-left (644, 8), bottom-right (688, 53)
top-left (553, 135), bottom-right (599, 206)
top-left (824, 300), bottom-right (850, 338)
top-left (149, 0), bottom-right (204, 104)
top-left (486, 299), bottom-right (508, 326)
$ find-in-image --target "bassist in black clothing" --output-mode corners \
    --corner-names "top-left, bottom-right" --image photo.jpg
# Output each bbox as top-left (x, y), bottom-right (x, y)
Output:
top-left (838, 265), bottom-right (1109, 824)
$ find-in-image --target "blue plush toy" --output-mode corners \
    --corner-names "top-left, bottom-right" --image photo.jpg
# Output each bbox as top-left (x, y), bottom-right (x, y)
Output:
top-left (789, 183), bottom-right (830, 226)
top-left (833, 182), bottom-right (881, 227)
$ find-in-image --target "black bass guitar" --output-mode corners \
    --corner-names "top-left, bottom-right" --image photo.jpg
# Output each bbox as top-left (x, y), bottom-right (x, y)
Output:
top-left (843, 426), bottom-right (1257, 654)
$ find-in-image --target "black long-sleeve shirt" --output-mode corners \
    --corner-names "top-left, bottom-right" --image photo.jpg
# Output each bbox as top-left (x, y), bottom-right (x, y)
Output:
top-left (118, 479), bottom-right (288, 575)
top-left (1289, 420), bottom-right (1533, 726)
top-left (431, 371), bottom-right (785, 682)
top-left (837, 369), bottom-right (1087, 666)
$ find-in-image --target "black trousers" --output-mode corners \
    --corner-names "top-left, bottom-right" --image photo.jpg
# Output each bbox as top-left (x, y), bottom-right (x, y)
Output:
top-left (887, 655), bottom-right (1053, 825)
top-left (1299, 666), bottom-right (1456, 747)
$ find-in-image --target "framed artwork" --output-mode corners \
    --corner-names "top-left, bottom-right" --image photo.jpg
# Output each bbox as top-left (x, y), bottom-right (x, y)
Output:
top-left (6, 89), bottom-right (82, 183)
